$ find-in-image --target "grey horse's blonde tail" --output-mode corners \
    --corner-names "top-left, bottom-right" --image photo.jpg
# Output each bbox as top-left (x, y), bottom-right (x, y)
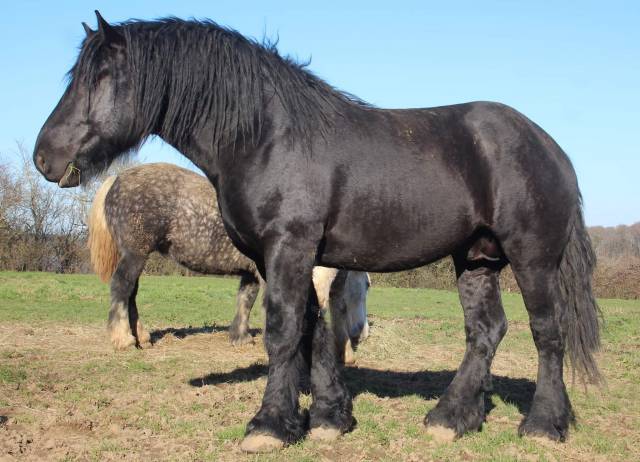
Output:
top-left (87, 176), bottom-right (119, 282)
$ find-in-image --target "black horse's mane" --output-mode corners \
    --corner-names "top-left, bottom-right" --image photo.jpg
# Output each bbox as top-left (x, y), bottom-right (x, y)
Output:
top-left (70, 18), bottom-right (370, 152)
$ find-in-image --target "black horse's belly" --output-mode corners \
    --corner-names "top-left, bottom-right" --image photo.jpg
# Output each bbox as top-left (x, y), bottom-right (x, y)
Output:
top-left (319, 179), bottom-right (477, 271)
top-left (320, 215), bottom-right (473, 271)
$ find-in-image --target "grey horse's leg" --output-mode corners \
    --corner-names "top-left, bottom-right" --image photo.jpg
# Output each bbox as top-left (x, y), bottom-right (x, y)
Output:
top-left (127, 279), bottom-right (151, 348)
top-left (342, 271), bottom-right (371, 362)
top-left (229, 272), bottom-right (261, 345)
top-left (326, 270), bottom-right (371, 364)
top-left (108, 252), bottom-right (146, 350)
top-left (330, 302), bottom-right (353, 364)
top-left (325, 271), bottom-right (353, 364)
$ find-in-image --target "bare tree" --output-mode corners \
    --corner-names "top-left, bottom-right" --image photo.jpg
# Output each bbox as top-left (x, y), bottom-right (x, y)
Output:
top-left (0, 143), bottom-right (135, 272)
top-left (0, 161), bottom-right (24, 268)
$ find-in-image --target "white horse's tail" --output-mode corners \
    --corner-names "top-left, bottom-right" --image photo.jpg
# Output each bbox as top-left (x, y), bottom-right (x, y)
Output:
top-left (312, 267), bottom-right (371, 364)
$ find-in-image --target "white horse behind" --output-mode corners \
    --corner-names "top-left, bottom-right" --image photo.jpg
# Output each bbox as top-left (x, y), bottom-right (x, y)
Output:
top-left (313, 267), bottom-right (370, 364)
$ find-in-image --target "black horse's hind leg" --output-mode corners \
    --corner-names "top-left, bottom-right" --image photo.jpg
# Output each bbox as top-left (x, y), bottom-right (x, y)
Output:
top-left (108, 252), bottom-right (146, 350)
top-left (425, 256), bottom-right (507, 440)
top-left (127, 279), bottom-right (151, 348)
top-left (514, 266), bottom-right (574, 441)
top-left (241, 238), bottom-right (351, 452)
top-left (229, 272), bottom-right (261, 346)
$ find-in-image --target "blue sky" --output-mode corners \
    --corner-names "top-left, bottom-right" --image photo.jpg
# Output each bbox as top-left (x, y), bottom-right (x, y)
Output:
top-left (0, 1), bottom-right (638, 226)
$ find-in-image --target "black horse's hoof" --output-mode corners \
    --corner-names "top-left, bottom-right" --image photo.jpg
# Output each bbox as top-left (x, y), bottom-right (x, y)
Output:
top-left (309, 394), bottom-right (354, 437)
top-left (424, 394), bottom-right (485, 441)
top-left (308, 426), bottom-right (342, 442)
top-left (518, 393), bottom-right (573, 443)
top-left (424, 424), bottom-right (458, 442)
top-left (240, 433), bottom-right (285, 453)
top-left (518, 414), bottom-right (567, 442)
top-left (244, 410), bottom-right (307, 451)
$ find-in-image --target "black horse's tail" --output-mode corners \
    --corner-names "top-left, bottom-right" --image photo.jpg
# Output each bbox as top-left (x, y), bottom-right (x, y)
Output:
top-left (558, 200), bottom-right (602, 384)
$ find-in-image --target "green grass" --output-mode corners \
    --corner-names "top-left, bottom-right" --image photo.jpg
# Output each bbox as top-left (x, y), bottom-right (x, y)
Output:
top-left (1, 271), bottom-right (639, 461)
top-left (0, 364), bottom-right (27, 384)
top-left (0, 271), bottom-right (247, 326)
top-left (2, 271), bottom-right (637, 328)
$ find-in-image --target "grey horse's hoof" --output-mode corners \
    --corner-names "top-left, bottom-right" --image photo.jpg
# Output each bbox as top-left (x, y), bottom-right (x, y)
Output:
top-left (229, 332), bottom-right (254, 346)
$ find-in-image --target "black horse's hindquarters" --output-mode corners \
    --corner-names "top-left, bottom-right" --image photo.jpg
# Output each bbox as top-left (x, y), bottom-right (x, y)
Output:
top-left (33, 16), bottom-right (599, 447)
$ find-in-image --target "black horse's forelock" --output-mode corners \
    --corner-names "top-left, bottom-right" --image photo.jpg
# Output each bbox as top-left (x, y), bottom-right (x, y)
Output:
top-left (69, 18), bottom-right (370, 153)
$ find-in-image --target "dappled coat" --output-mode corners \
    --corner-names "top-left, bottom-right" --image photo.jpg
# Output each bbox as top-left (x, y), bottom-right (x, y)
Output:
top-left (87, 163), bottom-right (369, 360)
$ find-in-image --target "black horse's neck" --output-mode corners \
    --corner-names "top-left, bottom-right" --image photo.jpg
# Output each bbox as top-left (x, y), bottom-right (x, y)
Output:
top-left (112, 19), bottom-right (368, 157)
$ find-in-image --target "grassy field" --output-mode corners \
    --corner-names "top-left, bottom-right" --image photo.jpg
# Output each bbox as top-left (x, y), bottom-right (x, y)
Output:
top-left (0, 271), bottom-right (638, 461)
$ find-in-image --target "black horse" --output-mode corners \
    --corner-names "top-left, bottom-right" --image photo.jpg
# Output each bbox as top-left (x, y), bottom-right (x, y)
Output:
top-left (34, 12), bottom-right (600, 452)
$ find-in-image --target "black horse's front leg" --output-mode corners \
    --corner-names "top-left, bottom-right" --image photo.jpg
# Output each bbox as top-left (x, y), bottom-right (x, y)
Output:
top-left (308, 294), bottom-right (354, 440)
top-left (240, 240), bottom-right (313, 452)
top-left (240, 238), bottom-right (351, 452)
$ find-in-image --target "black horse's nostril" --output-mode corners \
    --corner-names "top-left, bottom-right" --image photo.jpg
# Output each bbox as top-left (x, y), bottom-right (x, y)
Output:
top-left (35, 153), bottom-right (48, 174)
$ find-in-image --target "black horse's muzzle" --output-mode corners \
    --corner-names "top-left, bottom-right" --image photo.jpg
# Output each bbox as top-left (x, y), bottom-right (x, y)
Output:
top-left (33, 149), bottom-right (81, 188)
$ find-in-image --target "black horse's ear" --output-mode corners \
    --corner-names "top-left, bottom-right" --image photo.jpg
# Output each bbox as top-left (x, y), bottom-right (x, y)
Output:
top-left (82, 22), bottom-right (95, 38)
top-left (95, 10), bottom-right (124, 46)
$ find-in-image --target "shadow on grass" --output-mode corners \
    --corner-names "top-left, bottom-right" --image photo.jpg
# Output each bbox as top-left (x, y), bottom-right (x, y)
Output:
top-left (188, 364), bottom-right (536, 416)
top-left (188, 363), bottom-right (269, 388)
top-left (150, 325), bottom-right (262, 343)
top-left (149, 321), bottom-right (376, 345)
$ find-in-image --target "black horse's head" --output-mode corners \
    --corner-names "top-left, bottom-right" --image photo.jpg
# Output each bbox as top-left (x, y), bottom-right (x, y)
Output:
top-left (34, 11), bottom-right (137, 187)
top-left (34, 12), bottom-right (361, 187)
